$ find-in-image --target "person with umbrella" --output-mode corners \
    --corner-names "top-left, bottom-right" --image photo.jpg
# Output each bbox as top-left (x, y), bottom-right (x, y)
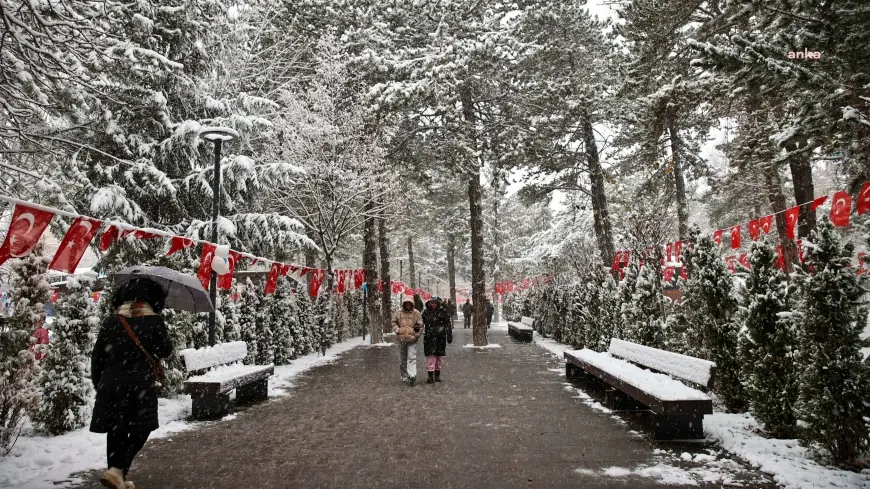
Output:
top-left (90, 267), bottom-right (213, 489)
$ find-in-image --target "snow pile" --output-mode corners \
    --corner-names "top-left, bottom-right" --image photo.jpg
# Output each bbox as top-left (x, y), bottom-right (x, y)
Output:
top-left (365, 342), bottom-right (394, 347)
top-left (463, 344), bottom-right (502, 349)
top-left (534, 332), bottom-right (573, 359)
top-left (566, 349), bottom-right (711, 401)
top-left (186, 363), bottom-right (273, 384)
top-left (0, 336), bottom-right (365, 489)
top-left (705, 412), bottom-right (870, 489)
top-left (577, 463), bottom-right (696, 485)
top-left (608, 338), bottom-right (715, 387)
top-left (179, 341), bottom-right (248, 371)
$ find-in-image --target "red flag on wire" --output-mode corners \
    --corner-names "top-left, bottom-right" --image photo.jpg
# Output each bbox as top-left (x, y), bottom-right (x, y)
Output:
top-left (829, 190), bottom-right (852, 227)
top-left (730, 225), bottom-right (741, 249)
top-left (739, 252), bottom-right (750, 269)
top-left (673, 241), bottom-right (683, 263)
top-left (811, 196), bottom-right (827, 210)
top-left (49, 217), bottom-right (102, 273)
top-left (785, 206), bottom-right (800, 239)
top-left (0, 203), bottom-right (55, 267)
top-left (713, 229), bottom-right (723, 246)
top-left (663, 266), bottom-right (675, 282)
top-left (858, 182), bottom-right (870, 215)
top-left (166, 236), bottom-right (195, 256)
top-left (337, 270), bottom-right (346, 293)
top-left (797, 240), bottom-right (805, 264)
top-left (759, 215), bottom-right (773, 235)
top-left (621, 250), bottom-right (631, 267)
top-left (98, 226), bottom-right (119, 252)
top-left (264, 262), bottom-right (281, 294)
top-left (775, 245), bottom-right (785, 270)
top-left (309, 269), bottom-right (324, 297)
top-left (217, 251), bottom-right (241, 290)
top-left (748, 219), bottom-right (761, 241)
top-left (196, 243), bottom-right (216, 290)
top-left (665, 242), bottom-right (673, 261)
top-left (354, 269), bottom-right (365, 289)
top-left (679, 266), bottom-right (688, 280)
top-left (725, 255), bottom-right (737, 274)
top-left (612, 251), bottom-right (623, 270)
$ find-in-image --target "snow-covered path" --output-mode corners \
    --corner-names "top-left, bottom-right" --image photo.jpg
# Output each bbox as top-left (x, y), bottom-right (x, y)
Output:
top-left (60, 323), bottom-right (773, 489)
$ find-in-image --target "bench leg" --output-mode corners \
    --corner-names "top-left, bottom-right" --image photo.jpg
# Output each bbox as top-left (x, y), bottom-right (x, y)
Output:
top-left (520, 332), bottom-right (533, 342)
top-left (191, 393), bottom-right (230, 420)
top-left (566, 362), bottom-right (585, 380)
top-left (236, 379), bottom-right (268, 404)
top-left (652, 413), bottom-right (705, 440)
top-left (605, 389), bottom-right (646, 411)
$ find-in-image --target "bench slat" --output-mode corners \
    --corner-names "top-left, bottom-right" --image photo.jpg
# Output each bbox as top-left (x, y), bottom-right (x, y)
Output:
top-left (180, 341), bottom-right (248, 372)
top-left (608, 339), bottom-right (716, 390)
top-left (184, 365), bottom-right (274, 395)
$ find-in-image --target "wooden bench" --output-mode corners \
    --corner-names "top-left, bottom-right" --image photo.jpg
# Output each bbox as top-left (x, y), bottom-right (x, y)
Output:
top-left (179, 341), bottom-right (274, 420)
top-left (507, 316), bottom-right (534, 342)
top-left (564, 338), bottom-right (715, 440)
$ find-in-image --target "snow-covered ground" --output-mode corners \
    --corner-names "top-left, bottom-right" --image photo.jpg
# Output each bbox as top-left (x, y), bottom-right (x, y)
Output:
top-left (0, 336), bottom-right (365, 489)
top-left (532, 331), bottom-right (870, 489)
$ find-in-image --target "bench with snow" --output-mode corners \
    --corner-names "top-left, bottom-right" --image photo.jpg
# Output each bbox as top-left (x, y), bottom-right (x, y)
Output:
top-left (507, 316), bottom-right (535, 342)
top-left (179, 341), bottom-right (274, 420)
top-left (564, 338), bottom-right (715, 440)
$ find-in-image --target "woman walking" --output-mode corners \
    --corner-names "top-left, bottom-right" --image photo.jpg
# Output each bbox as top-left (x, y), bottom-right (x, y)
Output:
top-left (422, 297), bottom-right (452, 384)
top-left (90, 277), bottom-right (173, 489)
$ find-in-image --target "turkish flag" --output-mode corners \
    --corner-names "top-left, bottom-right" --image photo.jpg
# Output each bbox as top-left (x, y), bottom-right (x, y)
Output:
top-left (785, 206), bottom-right (800, 239)
top-left (287, 264), bottom-right (299, 276)
top-left (522, 278), bottom-right (530, 289)
top-left (612, 251), bottom-right (623, 270)
top-left (748, 219), bottom-right (761, 241)
top-left (309, 269), bottom-right (324, 297)
top-left (217, 251), bottom-right (241, 290)
top-left (196, 243), bottom-right (216, 290)
top-left (166, 236), bottom-right (195, 256)
top-left (673, 241), bottom-right (683, 263)
top-left (622, 250), bottom-right (631, 267)
top-left (123, 229), bottom-right (161, 240)
top-left (739, 253), bottom-right (750, 269)
top-left (279, 263), bottom-right (291, 276)
top-left (264, 262), bottom-right (281, 294)
top-left (811, 196), bottom-right (827, 211)
top-left (665, 242), bottom-right (673, 262)
top-left (337, 270), bottom-right (346, 293)
top-left (354, 269), bottom-right (365, 289)
top-left (858, 182), bottom-right (870, 215)
top-left (49, 217), bottom-right (103, 273)
top-left (775, 245), bottom-right (785, 270)
top-left (730, 225), bottom-right (741, 249)
top-left (797, 240), bottom-right (805, 264)
top-left (725, 255), bottom-right (737, 274)
top-left (404, 287), bottom-right (414, 295)
top-left (829, 190), bottom-right (852, 227)
top-left (0, 203), bottom-right (55, 266)
top-left (663, 266), bottom-right (675, 282)
top-left (713, 229), bottom-right (724, 246)
top-left (98, 226), bottom-right (119, 252)
top-left (679, 266), bottom-right (688, 280)
top-left (759, 215), bottom-right (773, 235)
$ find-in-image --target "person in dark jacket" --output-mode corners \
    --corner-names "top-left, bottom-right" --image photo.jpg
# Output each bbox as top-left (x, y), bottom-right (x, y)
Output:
top-left (462, 299), bottom-right (472, 329)
top-left (484, 299), bottom-right (494, 329)
top-left (90, 278), bottom-right (173, 489)
top-left (422, 297), bottom-right (452, 384)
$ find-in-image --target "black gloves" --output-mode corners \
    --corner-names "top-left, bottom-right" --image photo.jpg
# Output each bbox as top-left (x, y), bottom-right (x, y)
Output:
top-left (413, 326), bottom-right (421, 333)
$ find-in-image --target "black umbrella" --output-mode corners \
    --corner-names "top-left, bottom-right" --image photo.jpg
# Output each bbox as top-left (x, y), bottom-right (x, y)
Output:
top-left (113, 266), bottom-right (214, 313)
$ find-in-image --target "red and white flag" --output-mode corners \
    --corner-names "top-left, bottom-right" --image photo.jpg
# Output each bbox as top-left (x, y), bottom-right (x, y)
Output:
top-left (337, 270), bottom-right (347, 294)
top-left (730, 225), bottom-right (741, 249)
top-left (857, 182), bottom-right (870, 215)
top-left (98, 225), bottom-right (119, 252)
top-left (811, 196), bottom-right (827, 211)
top-left (309, 269), bottom-right (325, 297)
top-left (748, 219), bottom-right (761, 241)
top-left (829, 190), bottom-right (852, 227)
top-left (759, 215), bottom-right (773, 235)
top-left (196, 243), bottom-right (216, 290)
top-left (354, 269), bottom-right (365, 289)
top-left (663, 266), bottom-right (675, 282)
top-left (264, 262), bottom-right (281, 294)
top-left (785, 206), bottom-right (800, 239)
top-left (0, 203), bottom-right (55, 266)
top-left (725, 255), bottom-right (737, 274)
top-left (673, 240), bottom-right (683, 263)
top-left (218, 251), bottom-right (241, 290)
top-left (738, 253), bottom-right (750, 269)
top-left (49, 217), bottom-right (103, 273)
top-left (166, 236), bottom-right (195, 256)
top-left (712, 229), bottom-right (724, 246)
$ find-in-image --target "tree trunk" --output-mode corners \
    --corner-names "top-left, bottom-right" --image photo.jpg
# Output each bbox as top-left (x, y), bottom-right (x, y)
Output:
top-left (322, 254), bottom-right (334, 356)
top-left (407, 235), bottom-right (416, 289)
top-left (580, 106), bottom-right (615, 265)
top-left (462, 84), bottom-right (487, 347)
top-left (787, 141), bottom-right (816, 239)
top-left (491, 172), bottom-right (502, 323)
top-left (378, 215), bottom-right (392, 333)
top-left (305, 230), bottom-right (317, 291)
top-left (667, 112), bottom-right (690, 239)
top-left (763, 165), bottom-right (800, 274)
top-left (447, 233), bottom-right (458, 320)
top-left (363, 205), bottom-right (381, 343)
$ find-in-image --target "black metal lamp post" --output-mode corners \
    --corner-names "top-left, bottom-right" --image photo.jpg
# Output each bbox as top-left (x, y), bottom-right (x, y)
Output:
top-left (199, 127), bottom-right (238, 346)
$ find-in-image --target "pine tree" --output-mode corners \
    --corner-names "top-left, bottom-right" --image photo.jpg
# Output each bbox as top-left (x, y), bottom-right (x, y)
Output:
top-left (238, 279), bottom-right (261, 365)
top-left (682, 227), bottom-right (746, 412)
top-left (33, 275), bottom-right (96, 435)
top-left (626, 261), bottom-right (666, 348)
top-left (794, 217), bottom-right (870, 462)
top-left (254, 285), bottom-right (274, 365)
top-left (738, 239), bottom-right (798, 438)
top-left (271, 278), bottom-right (296, 365)
top-left (0, 247), bottom-right (50, 454)
top-left (617, 263), bottom-right (639, 340)
top-left (597, 271), bottom-right (621, 351)
top-left (220, 291), bottom-right (242, 343)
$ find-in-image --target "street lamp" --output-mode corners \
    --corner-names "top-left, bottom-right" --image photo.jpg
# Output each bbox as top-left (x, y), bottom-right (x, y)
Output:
top-left (199, 126), bottom-right (239, 346)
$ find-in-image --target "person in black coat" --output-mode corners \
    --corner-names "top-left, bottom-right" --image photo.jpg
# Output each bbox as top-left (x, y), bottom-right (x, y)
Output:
top-left (484, 299), bottom-right (494, 329)
top-left (90, 277), bottom-right (173, 489)
top-left (422, 297), bottom-right (452, 384)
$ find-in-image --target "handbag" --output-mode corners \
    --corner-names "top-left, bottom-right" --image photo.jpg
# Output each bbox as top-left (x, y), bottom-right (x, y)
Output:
top-left (117, 315), bottom-right (166, 386)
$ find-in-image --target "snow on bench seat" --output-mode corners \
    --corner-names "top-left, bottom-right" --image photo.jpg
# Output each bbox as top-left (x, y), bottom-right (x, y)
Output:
top-left (566, 349), bottom-right (711, 402)
top-left (507, 316), bottom-right (534, 331)
top-left (608, 338), bottom-right (716, 389)
top-left (179, 341), bottom-right (248, 372)
top-left (185, 363), bottom-right (274, 395)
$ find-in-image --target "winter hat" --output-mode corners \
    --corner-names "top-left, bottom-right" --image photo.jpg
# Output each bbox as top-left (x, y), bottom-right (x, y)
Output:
top-left (402, 295), bottom-right (414, 306)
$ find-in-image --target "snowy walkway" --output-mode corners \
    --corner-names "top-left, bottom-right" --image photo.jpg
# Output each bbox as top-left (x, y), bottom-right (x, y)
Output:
top-left (69, 324), bottom-right (776, 489)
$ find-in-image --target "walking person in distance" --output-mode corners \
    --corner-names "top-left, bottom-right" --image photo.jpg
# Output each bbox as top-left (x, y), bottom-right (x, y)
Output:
top-left (462, 299), bottom-right (472, 329)
top-left (90, 278), bottom-right (173, 489)
top-left (484, 298), bottom-right (494, 329)
top-left (392, 295), bottom-right (423, 386)
top-left (422, 297), bottom-right (453, 384)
